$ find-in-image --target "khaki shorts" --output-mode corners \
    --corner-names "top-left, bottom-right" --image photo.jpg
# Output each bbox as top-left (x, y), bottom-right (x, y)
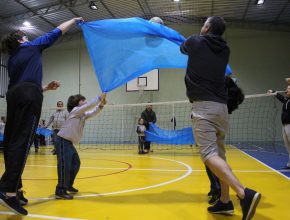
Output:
top-left (191, 101), bottom-right (229, 162)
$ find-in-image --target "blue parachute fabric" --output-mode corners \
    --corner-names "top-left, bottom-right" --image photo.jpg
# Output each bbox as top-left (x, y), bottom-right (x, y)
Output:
top-left (145, 123), bottom-right (195, 145)
top-left (0, 134), bottom-right (3, 142)
top-left (36, 128), bottom-right (53, 137)
top-left (79, 17), bottom-right (187, 92)
top-left (79, 17), bottom-right (232, 92)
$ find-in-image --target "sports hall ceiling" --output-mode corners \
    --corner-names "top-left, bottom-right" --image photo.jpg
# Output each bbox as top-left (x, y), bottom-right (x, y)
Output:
top-left (0, 0), bottom-right (289, 41)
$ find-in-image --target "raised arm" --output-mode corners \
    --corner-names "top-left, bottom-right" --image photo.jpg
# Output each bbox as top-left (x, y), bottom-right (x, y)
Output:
top-left (84, 94), bottom-right (107, 119)
top-left (57, 17), bottom-right (84, 35)
top-left (268, 89), bottom-right (285, 103)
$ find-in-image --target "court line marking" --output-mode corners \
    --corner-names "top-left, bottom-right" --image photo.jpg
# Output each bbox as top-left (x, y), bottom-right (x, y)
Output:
top-left (28, 155), bottom-right (192, 201)
top-left (22, 164), bottom-right (274, 173)
top-left (0, 211), bottom-right (85, 220)
top-left (231, 145), bottom-right (290, 181)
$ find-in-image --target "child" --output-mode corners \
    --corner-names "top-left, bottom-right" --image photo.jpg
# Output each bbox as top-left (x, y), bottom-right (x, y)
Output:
top-left (136, 118), bottom-right (146, 154)
top-left (55, 93), bottom-right (106, 199)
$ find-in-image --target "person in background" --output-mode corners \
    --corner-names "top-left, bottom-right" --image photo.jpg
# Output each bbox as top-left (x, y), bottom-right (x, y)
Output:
top-left (268, 86), bottom-right (290, 169)
top-left (0, 17), bottom-right (84, 216)
top-left (136, 117), bottom-right (146, 154)
top-left (141, 104), bottom-right (157, 153)
top-left (0, 117), bottom-right (6, 150)
top-left (46, 101), bottom-right (68, 155)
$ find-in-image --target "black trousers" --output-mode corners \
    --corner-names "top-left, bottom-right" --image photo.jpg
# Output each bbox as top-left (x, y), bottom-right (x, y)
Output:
top-left (205, 165), bottom-right (221, 196)
top-left (0, 82), bottom-right (43, 192)
top-left (144, 141), bottom-right (151, 150)
top-left (55, 136), bottom-right (80, 192)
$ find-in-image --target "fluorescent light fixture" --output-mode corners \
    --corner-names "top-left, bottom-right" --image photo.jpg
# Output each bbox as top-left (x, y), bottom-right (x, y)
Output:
top-left (256, 0), bottom-right (265, 5)
top-left (23, 21), bottom-right (31, 27)
top-left (172, 0), bottom-right (180, 2)
top-left (89, 1), bottom-right (98, 10)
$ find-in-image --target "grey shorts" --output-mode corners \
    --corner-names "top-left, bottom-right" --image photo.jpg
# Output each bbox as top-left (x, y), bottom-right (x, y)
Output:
top-left (191, 101), bottom-right (229, 162)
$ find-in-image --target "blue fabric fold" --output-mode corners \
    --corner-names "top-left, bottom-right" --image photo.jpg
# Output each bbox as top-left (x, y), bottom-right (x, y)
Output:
top-left (145, 123), bottom-right (195, 145)
top-left (36, 128), bottom-right (53, 137)
top-left (79, 17), bottom-right (232, 92)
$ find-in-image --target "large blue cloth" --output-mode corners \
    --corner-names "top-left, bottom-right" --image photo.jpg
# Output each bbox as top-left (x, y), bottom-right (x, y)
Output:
top-left (145, 123), bottom-right (195, 145)
top-left (79, 17), bottom-right (232, 92)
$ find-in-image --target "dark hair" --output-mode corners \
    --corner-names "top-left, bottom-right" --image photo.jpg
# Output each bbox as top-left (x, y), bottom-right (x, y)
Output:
top-left (57, 101), bottom-right (63, 105)
top-left (207, 16), bottom-right (226, 36)
top-left (67, 94), bottom-right (86, 112)
top-left (226, 76), bottom-right (244, 114)
top-left (138, 117), bottom-right (144, 124)
top-left (1, 30), bottom-right (26, 54)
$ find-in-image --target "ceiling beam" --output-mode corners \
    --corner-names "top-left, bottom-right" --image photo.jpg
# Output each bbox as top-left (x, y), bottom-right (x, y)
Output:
top-left (60, 0), bottom-right (81, 17)
top-left (14, 0), bottom-right (56, 28)
top-left (0, 0), bottom-right (89, 24)
top-left (242, 0), bottom-right (252, 20)
top-left (136, 0), bottom-right (146, 15)
top-left (274, 1), bottom-right (289, 23)
top-left (99, 0), bottom-right (116, 18)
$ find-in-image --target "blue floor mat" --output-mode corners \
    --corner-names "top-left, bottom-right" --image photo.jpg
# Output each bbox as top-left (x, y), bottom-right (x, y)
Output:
top-left (244, 150), bottom-right (290, 179)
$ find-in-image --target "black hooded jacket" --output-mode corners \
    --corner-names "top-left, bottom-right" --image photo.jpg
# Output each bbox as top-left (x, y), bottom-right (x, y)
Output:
top-left (180, 34), bottom-right (229, 104)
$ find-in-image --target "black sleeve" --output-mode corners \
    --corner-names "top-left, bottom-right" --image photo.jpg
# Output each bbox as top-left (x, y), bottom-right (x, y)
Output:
top-left (275, 93), bottom-right (286, 103)
top-left (180, 36), bottom-right (194, 55)
top-left (152, 112), bottom-right (157, 124)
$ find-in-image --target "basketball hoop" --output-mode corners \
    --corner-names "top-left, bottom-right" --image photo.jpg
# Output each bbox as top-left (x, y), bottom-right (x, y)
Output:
top-left (137, 85), bottom-right (146, 92)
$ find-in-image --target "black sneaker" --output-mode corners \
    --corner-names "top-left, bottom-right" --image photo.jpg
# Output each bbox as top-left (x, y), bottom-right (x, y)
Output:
top-left (67, 187), bottom-right (78, 193)
top-left (17, 190), bottom-right (28, 206)
top-left (239, 188), bottom-right (261, 220)
top-left (208, 200), bottom-right (234, 215)
top-left (0, 192), bottom-right (28, 215)
top-left (208, 194), bottom-right (220, 205)
top-left (55, 191), bottom-right (73, 200)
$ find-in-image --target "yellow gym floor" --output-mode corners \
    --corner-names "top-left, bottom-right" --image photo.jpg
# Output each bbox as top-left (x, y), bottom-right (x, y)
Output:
top-left (0, 145), bottom-right (289, 220)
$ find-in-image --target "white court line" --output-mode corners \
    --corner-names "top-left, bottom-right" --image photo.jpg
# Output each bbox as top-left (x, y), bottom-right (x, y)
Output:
top-left (28, 155), bottom-right (192, 201)
top-left (231, 145), bottom-right (290, 181)
top-left (0, 211), bottom-right (85, 220)
top-left (22, 164), bottom-right (274, 173)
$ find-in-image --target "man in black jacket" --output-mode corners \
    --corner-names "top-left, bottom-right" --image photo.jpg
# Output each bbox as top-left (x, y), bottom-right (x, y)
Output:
top-left (141, 104), bottom-right (156, 153)
top-left (180, 16), bottom-right (261, 220)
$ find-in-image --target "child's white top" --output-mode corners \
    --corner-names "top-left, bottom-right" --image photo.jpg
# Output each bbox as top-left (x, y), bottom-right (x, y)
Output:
top-left (57, 95), bottom-right (102, 144)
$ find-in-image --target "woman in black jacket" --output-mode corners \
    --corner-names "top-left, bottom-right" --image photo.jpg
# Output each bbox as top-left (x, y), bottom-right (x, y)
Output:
top-left (268, 85), bottom-right (290, 169)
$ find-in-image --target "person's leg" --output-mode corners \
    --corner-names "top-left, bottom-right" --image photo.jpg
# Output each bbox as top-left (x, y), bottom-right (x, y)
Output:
top-left (68, 146), bottom-right (80, 192)
top-left (282, 125), bottom-right (290, 168)
top-left (33, 134), bottom-right (39, 153)
top-left (138, 136), bottom-right (142, 153)
top-left (55, 137), bottom-right (73, 199)
top-left (0, 83), bottom-right (42, 215)
top-left (205, 165), bottom-right (220, 204)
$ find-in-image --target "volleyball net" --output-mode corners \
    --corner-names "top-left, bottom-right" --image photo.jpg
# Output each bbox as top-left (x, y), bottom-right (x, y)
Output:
top-left (0, 93), bottom-right (286, 153)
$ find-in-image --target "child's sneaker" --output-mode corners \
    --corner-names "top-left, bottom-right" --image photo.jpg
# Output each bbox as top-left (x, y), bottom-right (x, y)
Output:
top-left (207, 200), bottom-right (234, 215)
top-left (239, 188), bottom-right (261, 220)
top-left (67, 187), bottom-right (78, 193)
top-left (55, 191), bottom-right (73, 200)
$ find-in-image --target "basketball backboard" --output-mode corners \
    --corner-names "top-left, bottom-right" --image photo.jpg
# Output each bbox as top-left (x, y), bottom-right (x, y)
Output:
top-left (126, 69), bottom-right (159, 92)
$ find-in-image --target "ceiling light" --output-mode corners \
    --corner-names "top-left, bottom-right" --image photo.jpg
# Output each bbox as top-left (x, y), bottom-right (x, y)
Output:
top-left (173, 0), bottom-right (180, 2)
top-left (89, 1), bottom-right (98, 10)
top-left (23, 21), bottom-right (31, 27)
top-left (256, 0), bottom-right (265, 5)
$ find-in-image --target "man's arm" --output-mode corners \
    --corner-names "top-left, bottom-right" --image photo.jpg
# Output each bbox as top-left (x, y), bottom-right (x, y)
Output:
top-left (268, 90), bottom-right (285, 103)
top-left (57, 17), bottom-right (84, 35)
top-left (25, 17), bottom-right (84, 49)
